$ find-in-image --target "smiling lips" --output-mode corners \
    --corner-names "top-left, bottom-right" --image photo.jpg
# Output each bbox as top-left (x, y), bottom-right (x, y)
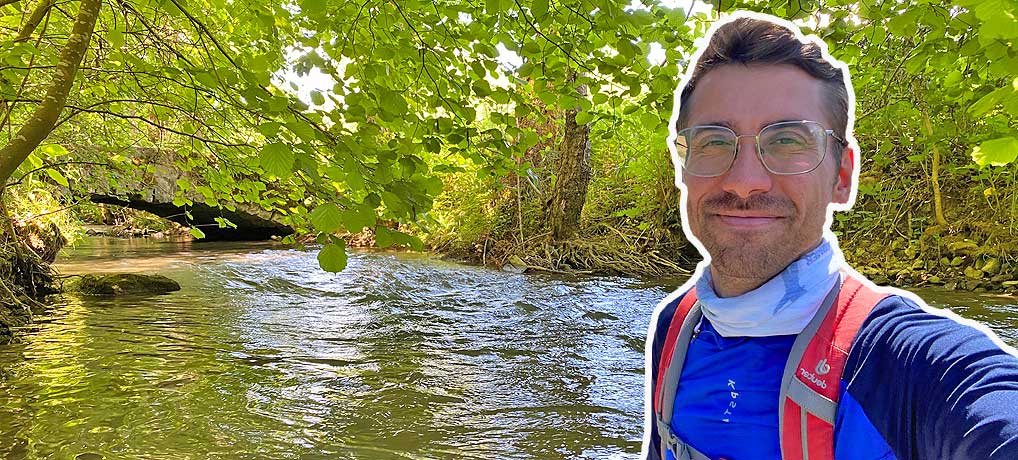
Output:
top-left (712, 212), bottom-right (787, 229)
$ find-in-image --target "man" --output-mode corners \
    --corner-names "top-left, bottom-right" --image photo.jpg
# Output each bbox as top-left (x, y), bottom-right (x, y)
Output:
top-left (644, 12), bottom-right (1018, 460)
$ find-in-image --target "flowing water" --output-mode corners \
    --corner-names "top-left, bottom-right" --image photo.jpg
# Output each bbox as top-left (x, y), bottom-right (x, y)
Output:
top-left (1, 237), bottom-right (1016, 459)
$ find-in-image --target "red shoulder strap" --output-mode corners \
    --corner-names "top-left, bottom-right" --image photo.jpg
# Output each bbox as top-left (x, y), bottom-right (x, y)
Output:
top-left (782, 274), bottom-right (888, 460)
top-left (654, 288), bottom-right (698, 415)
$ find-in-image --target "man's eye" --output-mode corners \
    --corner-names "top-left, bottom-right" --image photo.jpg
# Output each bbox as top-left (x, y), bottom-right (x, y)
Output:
top-left (770, 137), bottom-right (805, 146)
top-left (699, 138), bottom-right (732, 147)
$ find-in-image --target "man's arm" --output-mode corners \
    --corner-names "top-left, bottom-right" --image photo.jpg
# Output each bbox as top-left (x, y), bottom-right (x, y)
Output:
top-left (842, 295), bottom-right (1018, 460)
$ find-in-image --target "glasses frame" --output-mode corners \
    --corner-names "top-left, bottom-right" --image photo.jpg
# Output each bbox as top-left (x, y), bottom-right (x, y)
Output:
top-left (674, 120), bottom-right (848, 178)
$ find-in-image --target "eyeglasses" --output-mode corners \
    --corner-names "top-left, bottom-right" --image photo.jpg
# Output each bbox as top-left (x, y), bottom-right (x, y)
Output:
top-left (674, 120), bottom-right (847, 177)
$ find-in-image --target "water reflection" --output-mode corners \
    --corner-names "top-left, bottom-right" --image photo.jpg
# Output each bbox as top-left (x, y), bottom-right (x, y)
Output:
top-left (0, 238), bottom-right (1014, 459)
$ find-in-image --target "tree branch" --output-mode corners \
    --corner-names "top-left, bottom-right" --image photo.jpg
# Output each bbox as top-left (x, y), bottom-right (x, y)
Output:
top-left (511, 0), bottom-right (595, 74)
top-left (166, 0), bottom-right (238, 68)
top-left (8, 160), bottom-right (110, 187)
top-left (60, 105), bottom-right (253, 148)
top-left (0, 0), bottom-right (100, 186)
top-left (15, 0), bottom-right (54, 42)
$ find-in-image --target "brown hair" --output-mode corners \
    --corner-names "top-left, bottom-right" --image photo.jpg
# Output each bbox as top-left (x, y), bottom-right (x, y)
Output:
top-left (676, 17), bottom-right (850, 159)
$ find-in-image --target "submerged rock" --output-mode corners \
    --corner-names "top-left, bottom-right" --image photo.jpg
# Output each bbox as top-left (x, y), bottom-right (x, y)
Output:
top-left (67, 274), bottom-right (181, 296)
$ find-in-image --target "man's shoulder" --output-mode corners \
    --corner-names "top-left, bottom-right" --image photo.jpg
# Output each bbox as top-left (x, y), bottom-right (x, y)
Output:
top-left (842, 284), bottom-right (1018, 458)
top-left (858, 289), bottom-right (1013, 353)
top-left (848, 287), bottom-right (1018, 384)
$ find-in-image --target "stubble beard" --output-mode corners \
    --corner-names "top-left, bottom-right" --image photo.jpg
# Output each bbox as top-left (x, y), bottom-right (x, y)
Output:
top-left (694, 191), bottom-right (802, 284)
top-left (703, 231), bottom-right (798, 282)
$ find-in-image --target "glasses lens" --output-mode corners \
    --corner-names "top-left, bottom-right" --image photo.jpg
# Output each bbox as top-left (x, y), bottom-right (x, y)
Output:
top-left (759, 121), bottom-right (825, 174)
top-left (676, 126), bottom-right (736, 176)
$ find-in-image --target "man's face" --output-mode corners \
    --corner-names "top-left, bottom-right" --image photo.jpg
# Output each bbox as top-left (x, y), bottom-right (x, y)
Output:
top-left (680, 64), bottom-right (853, 287)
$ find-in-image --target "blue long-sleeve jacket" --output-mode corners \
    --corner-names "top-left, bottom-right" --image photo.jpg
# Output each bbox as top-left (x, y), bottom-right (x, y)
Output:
top-left (645, 292), bottom-right (1018, 460)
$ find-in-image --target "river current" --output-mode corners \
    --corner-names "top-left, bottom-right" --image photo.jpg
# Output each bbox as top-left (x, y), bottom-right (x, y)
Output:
top-left (1, 238), bottom-right (1016, 459)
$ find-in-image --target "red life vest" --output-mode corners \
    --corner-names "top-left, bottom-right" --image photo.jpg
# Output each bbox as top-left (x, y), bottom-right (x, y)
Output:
top-left (653, 274), bottom-right (887, 460)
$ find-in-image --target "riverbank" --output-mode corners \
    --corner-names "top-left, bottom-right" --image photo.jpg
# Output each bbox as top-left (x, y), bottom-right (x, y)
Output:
top-left (431, 236), bottom-right (1018, 296)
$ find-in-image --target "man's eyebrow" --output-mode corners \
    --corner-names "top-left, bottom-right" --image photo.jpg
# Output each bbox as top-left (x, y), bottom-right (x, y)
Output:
top-left (768, 118), bottom-right (809, 125)
top-left (695, 118), bottom-right (812, 129)
top-left (698, 120), bottom-right (735, 128)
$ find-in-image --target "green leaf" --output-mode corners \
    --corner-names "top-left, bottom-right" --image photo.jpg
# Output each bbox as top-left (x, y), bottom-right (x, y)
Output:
top-left (286, 120), bottom-right (318, 143)
top-left (532, 0), bottom-right (548, 18)
top-left (214, 217), bottom-right (237, 229)
top-left (969, 88), bottom-right (1004, 117)
top-left (259, 143), bottom-right (294, 177)
top-left (575, 111), bottom-right (594, 125)
top-left (310, 203), bottom-right (344, 233)
top-left (317, 241), bottom-right (348, 272)
top-left (980, 8), bottom-right (1018, 40)
top-left (375, 225), bottom-right (395, 248)
top-left (190, 227), bottom-right (206, 239)
top-left (379, 90), bottom-right (408, 116)
top-left (39, 144), bottom-right (68, 157)
top-left (943, 69), bottom-right (962, 87)
top-left (345, 158), bottom-right (365, 191)
top-left (310, 91), bottom-right (325, 105)
top-left (472, 80), bottom-right (492, 97)
top-left (486, 0), bottom-right (505, 13)
top-left (972, 136), bottom-right (1018, 166)
top-left (342, 203), bottom-right (376, 233)
top-left (301, 0), bottom-right (327, 16)
top-left (107, 29), bottom-right (125, 48)
top-left (45, 169), bottom-right (68, 187)
top-left (374, 226), bottom-right (421, 250)
top-left (257, 122), bottom-right (281, 137)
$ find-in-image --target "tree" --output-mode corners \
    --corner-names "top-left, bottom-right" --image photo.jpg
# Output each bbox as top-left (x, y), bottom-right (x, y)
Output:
top-left (548, 81), bottom-right (591, 241)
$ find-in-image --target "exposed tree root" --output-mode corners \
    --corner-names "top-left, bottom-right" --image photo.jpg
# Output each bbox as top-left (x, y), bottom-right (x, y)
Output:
top-left (479, 225), bottom-right (695, 278)
top-left (0, 194), bottom-right (62, 344)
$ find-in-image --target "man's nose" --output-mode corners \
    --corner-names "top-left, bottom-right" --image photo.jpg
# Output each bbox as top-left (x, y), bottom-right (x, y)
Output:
top-left (719, 137), bottom-right (773, 198)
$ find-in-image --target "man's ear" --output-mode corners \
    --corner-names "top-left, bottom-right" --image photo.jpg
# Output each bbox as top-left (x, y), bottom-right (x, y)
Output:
top-left (833, 146), bottom-right (854, 204)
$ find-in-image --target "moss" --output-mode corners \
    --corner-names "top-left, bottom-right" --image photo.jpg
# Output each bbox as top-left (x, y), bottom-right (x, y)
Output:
top-left (68, 274), bottom-right (181, 296)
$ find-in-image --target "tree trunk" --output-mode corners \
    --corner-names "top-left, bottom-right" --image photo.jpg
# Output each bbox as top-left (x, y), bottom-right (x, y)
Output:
top-left (548, 83), bottom-right (591, 241)
top-left (0, 0), bottom-right (101, 186)
top-left (922, 111), bottom-right (949, 227)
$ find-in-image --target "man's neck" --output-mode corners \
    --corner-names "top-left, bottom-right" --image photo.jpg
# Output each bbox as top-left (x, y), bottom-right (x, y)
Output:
top-left (708, 269), bottom-right (777, 298)
top-left (708, 238), bottom-right (828, 298)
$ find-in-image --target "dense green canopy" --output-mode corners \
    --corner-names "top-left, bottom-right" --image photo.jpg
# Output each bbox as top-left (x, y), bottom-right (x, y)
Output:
top-left (1, 0), bottom-right (1015, 271)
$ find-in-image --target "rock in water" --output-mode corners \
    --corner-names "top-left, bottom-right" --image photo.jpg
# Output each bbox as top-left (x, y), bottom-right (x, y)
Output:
top-left (502, 255), bottom-right (528, 274)
top-left (68, 274), bottom-right (181, 296)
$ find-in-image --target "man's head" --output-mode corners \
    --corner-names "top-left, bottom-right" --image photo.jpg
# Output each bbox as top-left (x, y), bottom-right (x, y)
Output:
top-left (675, 16), bottom-right (850, 164)
top-left (667, 13), bottom-right (857, 296)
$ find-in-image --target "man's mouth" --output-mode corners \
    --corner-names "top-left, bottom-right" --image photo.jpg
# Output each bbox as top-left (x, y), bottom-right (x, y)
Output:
top-left (711, 212), bottom-right (786, 228)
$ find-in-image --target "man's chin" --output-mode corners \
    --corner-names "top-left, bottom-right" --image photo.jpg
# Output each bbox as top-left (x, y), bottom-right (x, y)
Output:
top-left (704, 242), bottom-right (794, 281)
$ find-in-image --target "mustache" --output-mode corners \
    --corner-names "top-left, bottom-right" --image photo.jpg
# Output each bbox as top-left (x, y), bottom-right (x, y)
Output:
top-left (701, 192), bottom-right (795, 214)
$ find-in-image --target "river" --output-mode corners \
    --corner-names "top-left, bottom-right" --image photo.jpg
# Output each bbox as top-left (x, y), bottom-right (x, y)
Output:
top-left (1, 237), bottom-right (1016, 459)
